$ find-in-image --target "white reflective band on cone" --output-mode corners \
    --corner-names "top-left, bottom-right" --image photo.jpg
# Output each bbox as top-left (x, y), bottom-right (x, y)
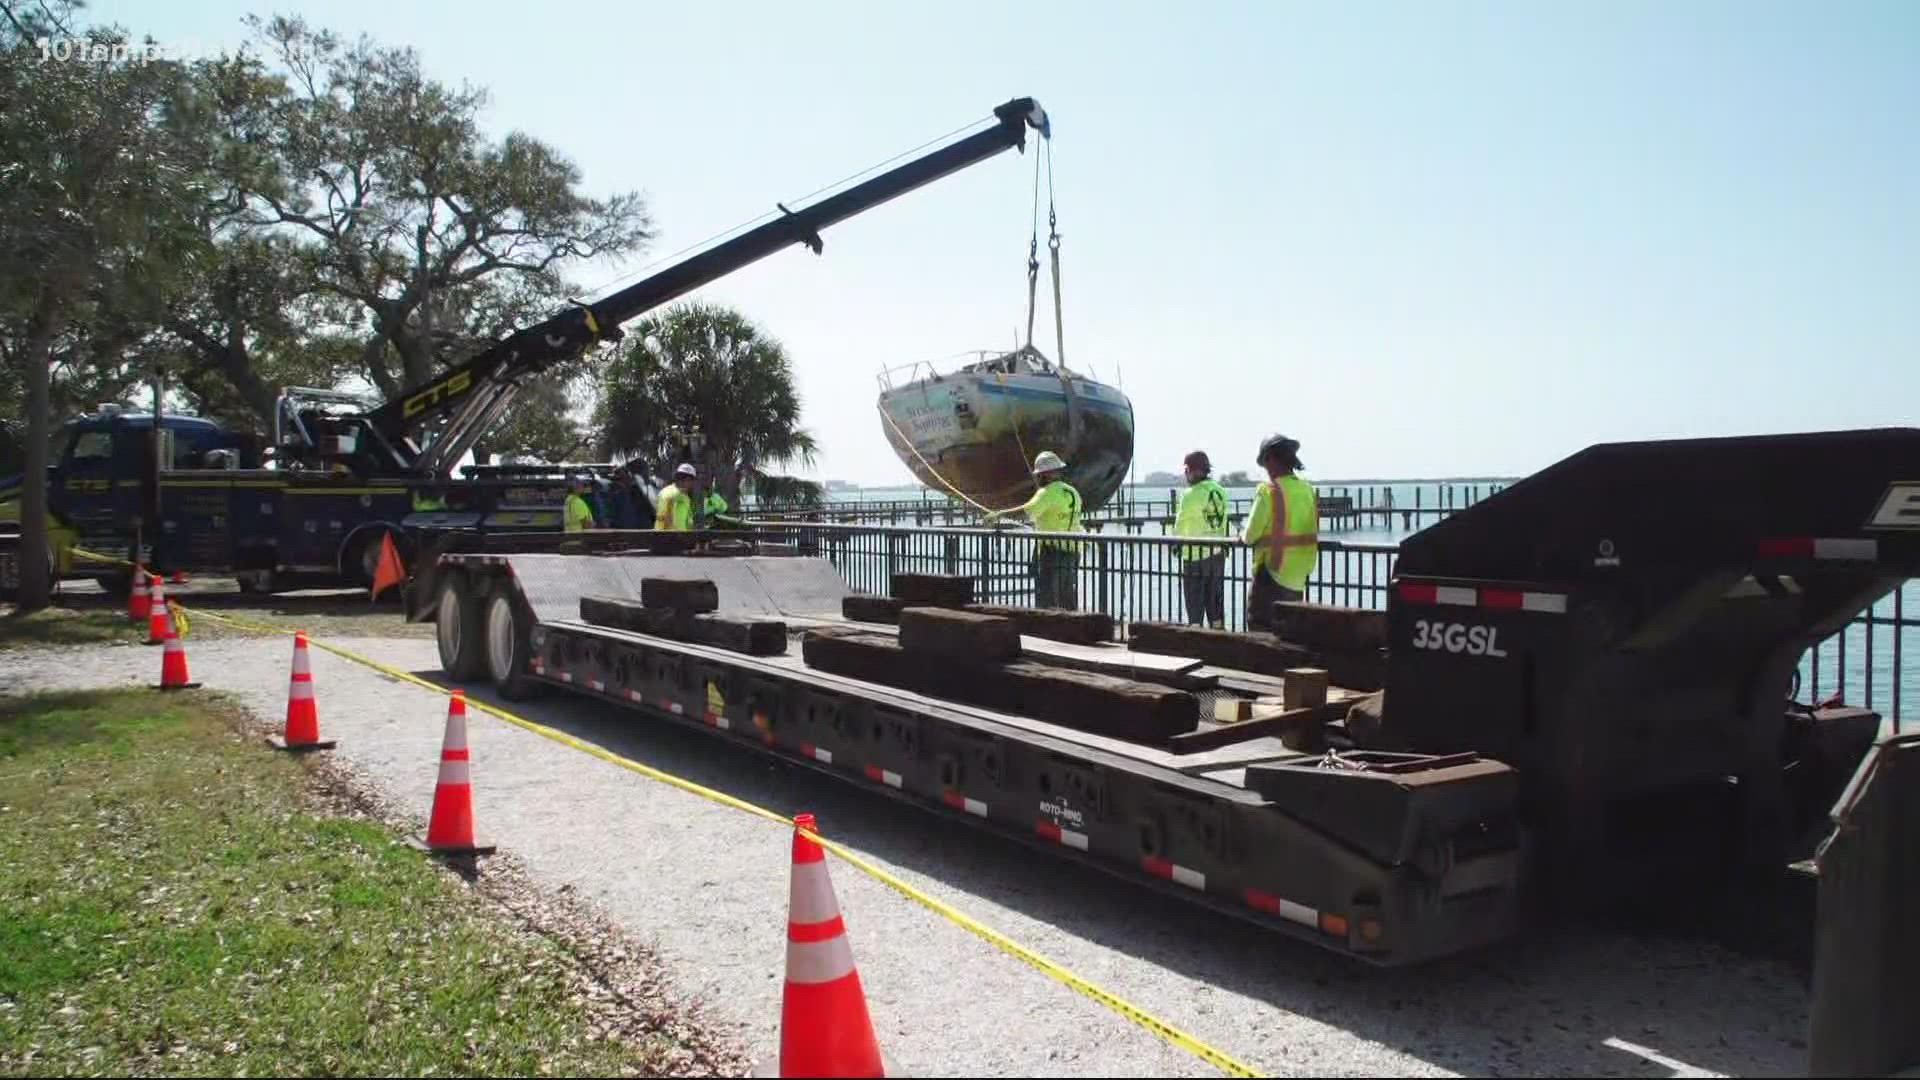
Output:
top-left (784, 934), bottom-right (857, 985)
top-left (436, 759), bottom-right (471, 785)
top-left (289, 681), bottom-right (314, 700)
top-left (787, 861), bottom-right (841, 924)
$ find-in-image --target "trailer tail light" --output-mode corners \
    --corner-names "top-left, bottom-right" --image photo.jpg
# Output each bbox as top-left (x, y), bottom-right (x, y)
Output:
top-left (1758, 537), bottom-right (1877, 561)
top-left (1318, 913), bottom-right (1350, 938)
top-left (1358, 917), bottom-right (1382, 943)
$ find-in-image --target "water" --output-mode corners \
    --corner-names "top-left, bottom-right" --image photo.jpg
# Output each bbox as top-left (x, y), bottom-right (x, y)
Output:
top-left (790, 480), bottom-right (1916, 725)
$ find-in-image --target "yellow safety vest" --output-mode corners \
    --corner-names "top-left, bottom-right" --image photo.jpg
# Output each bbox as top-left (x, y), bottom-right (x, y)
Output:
top-left (1247, 474), bottom-right (1318, 590)
top-left (563, 493), bottom-right (595, 532)
top-left (1174, 478), bottom-right (1230, 561)
top-left (656, 484), bottom-right (692, 531)
top-left (1021, 480), bottom-right (1083, 550)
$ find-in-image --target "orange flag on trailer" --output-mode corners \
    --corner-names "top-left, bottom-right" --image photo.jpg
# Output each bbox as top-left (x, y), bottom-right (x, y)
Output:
top-left (370, 533), bottom-right (405, 602)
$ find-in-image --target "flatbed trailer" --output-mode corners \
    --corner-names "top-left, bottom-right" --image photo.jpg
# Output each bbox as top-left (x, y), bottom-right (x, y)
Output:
top-left (411, 428), bottom-right (1920, 967)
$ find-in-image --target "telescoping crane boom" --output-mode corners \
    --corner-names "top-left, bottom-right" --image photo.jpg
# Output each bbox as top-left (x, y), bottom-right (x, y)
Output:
top-left (368, 97), bottom-right (1053, 478)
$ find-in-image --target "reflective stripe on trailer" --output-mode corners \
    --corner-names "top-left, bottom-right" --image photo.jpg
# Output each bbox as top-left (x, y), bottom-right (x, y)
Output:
top-left (1141, 855), bottom-right (1206, 890)
top-left (657, 697), bottom-right (684, 716)
top-left (1243, 888), bottom-right (1349, 936)
top-left (1035, 819), bottom-right (1090, 851)
top-left (801, 743), bottom-right (833, 764)
top-left (704, 711), bottom-right (732, 731)
top-left (625, 688), bottom-right (645, 703)
top-left (1397, 580), bottom-right (1567, 613)
top-left (1758, 537), bottom-right (1878, 561)
top-left (862, 765), bottom-right (903, 788)
top-left (587, 678), bottom-right (606, 692)
top-left (941, 790), bottom-right (988, 817)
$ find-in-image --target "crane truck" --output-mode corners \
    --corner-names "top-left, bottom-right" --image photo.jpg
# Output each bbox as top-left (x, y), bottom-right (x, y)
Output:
top-left (3, 91), bottom-right (1064, 594)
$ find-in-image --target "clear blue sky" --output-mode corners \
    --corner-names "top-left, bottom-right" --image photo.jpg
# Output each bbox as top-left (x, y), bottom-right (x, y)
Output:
top-left (97, 0), bottom-right (1920, 484)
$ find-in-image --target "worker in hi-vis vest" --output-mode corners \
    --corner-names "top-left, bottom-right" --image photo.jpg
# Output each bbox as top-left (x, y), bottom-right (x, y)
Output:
top-left (562, 474), bottom-right (597, 532)
top-left (984, 449), bottom-right (1084, 611)
top-left (654, 462), bottom-right (699, 531)
top-left (1241, 434), bottom-right (1318, 630)
top-left (1174, 449), bottom-right (1231, 628)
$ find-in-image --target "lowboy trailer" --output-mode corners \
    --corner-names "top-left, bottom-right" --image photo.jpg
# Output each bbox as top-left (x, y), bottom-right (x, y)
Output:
top-left (408, 428), bottom-right (1920, 966)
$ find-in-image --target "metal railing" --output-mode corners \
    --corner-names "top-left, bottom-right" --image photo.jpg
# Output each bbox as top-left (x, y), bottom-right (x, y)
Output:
top-left (748, 479), bottom-right (1515, 531)
top-left (750, 520), bottom-right (1914, 726)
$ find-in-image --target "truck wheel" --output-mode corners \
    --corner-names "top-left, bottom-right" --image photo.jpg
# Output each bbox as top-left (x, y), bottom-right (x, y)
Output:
top-left (485, 586), bottom-right (541, 701)
top-left (435, 573), bottom-right (488, 681)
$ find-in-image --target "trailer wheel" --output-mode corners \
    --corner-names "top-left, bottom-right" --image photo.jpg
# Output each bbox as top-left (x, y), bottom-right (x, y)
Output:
top-left (435, 572), bottom-right (488, 681)
top-left (485, 585), bottom-right (541, 701)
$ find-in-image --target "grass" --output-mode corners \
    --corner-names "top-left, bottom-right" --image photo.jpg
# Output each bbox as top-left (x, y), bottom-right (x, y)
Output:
top-left (1, 587), bottom-right (431, 652)
top-left (0, 688), bottom-right (688, 1076)
top-left (0, 608), bottom-right (141, 650)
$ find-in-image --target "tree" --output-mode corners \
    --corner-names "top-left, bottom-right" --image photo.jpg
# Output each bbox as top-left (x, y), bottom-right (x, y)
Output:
top-left (1, 2), bottom-right (210, 611)
top-left (595, 302), bottom-right (822, 510)
top-left (231, 15), bottom-right (654, 422)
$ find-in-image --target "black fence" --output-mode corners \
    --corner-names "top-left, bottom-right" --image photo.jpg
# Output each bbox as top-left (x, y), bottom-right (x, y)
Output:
top-left (750, 520), bottom-right (1915, 727)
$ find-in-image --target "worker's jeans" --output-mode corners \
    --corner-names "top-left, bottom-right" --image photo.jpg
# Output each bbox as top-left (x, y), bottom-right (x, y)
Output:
top-left (1033, 546), bottom-right (1080, 611)
top-left (1181, 553), bottom-right (1226, 627)
top-left (1246, 570), bottom-right (1302, 632)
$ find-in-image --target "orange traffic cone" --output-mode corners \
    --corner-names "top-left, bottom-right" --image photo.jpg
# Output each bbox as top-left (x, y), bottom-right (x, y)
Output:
top-left (409, 691), bottom-right (495, 858)
top-left (153, 614), bottom-right (200, 691)
top-left (756, 813), bottom-right (893, 1078)
top-left (128, 569), bottom-right (151, 623)
top-left (144, 576), bottom-right (170, 645)
top-left (270, 631), bottom-right (336, 752)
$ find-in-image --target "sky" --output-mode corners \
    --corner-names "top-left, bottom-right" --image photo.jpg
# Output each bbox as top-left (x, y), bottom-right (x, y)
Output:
top-left (92, 0), bottom-right (1920, 484)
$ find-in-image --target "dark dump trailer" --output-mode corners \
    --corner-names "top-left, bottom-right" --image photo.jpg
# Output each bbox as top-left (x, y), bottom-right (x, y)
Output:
top-left (407, 428), bottom-right (1920, 967)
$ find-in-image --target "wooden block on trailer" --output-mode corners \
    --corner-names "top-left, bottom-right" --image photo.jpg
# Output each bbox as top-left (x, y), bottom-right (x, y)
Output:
top-left (640, 576), bottom-right (719, 613)
top-left (1270, 601), bottom-right (1388, 653)
top-left (899, 606), bottom-right (1020, 662)
top-left (962, 603), bottom-right (1115, 645)
top-left (890, 572), bottom-right (975, 606)
top-left (1284, 668), bottom-right (1329, 711)
top-left (800, 627), bottom-right (1197, 743)
top-left (842, 595), bottom-right (906, 624)
top-left (1214, 697), bottom-right (1254, 724)
top-left (1127, 621), bottom-right (1313, 676)
top-left (686, 613), bottom-right (788, 656)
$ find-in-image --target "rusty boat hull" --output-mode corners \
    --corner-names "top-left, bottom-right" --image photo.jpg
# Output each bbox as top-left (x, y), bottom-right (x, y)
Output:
top-left (877, 348), bottom-right (1135, 513)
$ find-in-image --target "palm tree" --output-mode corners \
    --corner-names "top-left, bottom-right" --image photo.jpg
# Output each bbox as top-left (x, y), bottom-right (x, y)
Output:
top-left (594, 301), bottom-right (822, 510)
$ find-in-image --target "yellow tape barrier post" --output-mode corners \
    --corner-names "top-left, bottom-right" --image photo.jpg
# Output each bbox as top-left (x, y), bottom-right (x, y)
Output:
top-left (66, 549), bottom-right (1264, 1077)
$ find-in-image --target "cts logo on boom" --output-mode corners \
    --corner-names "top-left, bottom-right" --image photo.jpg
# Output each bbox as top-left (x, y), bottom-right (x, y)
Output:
top-left (1410, 619), bottom-right (1508, 657)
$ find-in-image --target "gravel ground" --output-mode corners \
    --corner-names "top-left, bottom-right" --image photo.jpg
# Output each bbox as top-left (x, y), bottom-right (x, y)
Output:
top-left (1, 636), bottom-right (1814, 1078)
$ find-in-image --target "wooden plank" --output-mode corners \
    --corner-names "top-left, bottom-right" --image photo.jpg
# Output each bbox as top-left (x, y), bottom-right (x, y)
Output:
top-left (1127, 622), bottom-right (1313, 677)
top-left (962, 603), bottom-right (1114, 645)
top-left (640, 576), bottom-right (719, 612)
top-left (1167, 698), bottom-right (1351, 754)
top-left (899, 607), bottom-right (1020, 662)
top-left (890, 573), bottom-right (975, 605)
top-left (801, 628), bottom-right (1198, 743)
top-left (842, 595), bottom-right (906, 624)
top-left (1271, 601), bottom-right (1387, 652)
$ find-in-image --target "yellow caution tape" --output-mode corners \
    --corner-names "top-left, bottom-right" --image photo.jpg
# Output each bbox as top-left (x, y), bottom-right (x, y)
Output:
top-left (67, 549), bottom-right (1263, 1077)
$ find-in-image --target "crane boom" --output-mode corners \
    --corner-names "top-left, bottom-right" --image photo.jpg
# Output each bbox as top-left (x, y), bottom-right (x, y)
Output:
top-left (374, 96), bottom-right (1052, 477)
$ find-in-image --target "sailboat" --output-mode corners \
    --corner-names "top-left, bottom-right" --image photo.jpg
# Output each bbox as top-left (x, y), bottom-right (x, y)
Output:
top-left (872, 132), bottom-right (1133, 513)
top-left (876, 344), bottom-right (1135, 513)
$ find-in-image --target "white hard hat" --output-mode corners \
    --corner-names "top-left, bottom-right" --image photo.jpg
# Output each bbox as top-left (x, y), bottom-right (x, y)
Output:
top-left (675, 463), bottom-right (697, 478)
top-left (1031, 450), bottom-right (1068, 475)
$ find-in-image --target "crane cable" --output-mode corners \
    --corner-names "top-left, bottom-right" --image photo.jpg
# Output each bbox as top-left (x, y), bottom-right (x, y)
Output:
top-left (1022, 139), bottom-right (1066, 367)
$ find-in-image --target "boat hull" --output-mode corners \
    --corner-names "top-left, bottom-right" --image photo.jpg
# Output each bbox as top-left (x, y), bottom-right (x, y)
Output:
top-left (878, 370), bottom-right (1135, 513)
